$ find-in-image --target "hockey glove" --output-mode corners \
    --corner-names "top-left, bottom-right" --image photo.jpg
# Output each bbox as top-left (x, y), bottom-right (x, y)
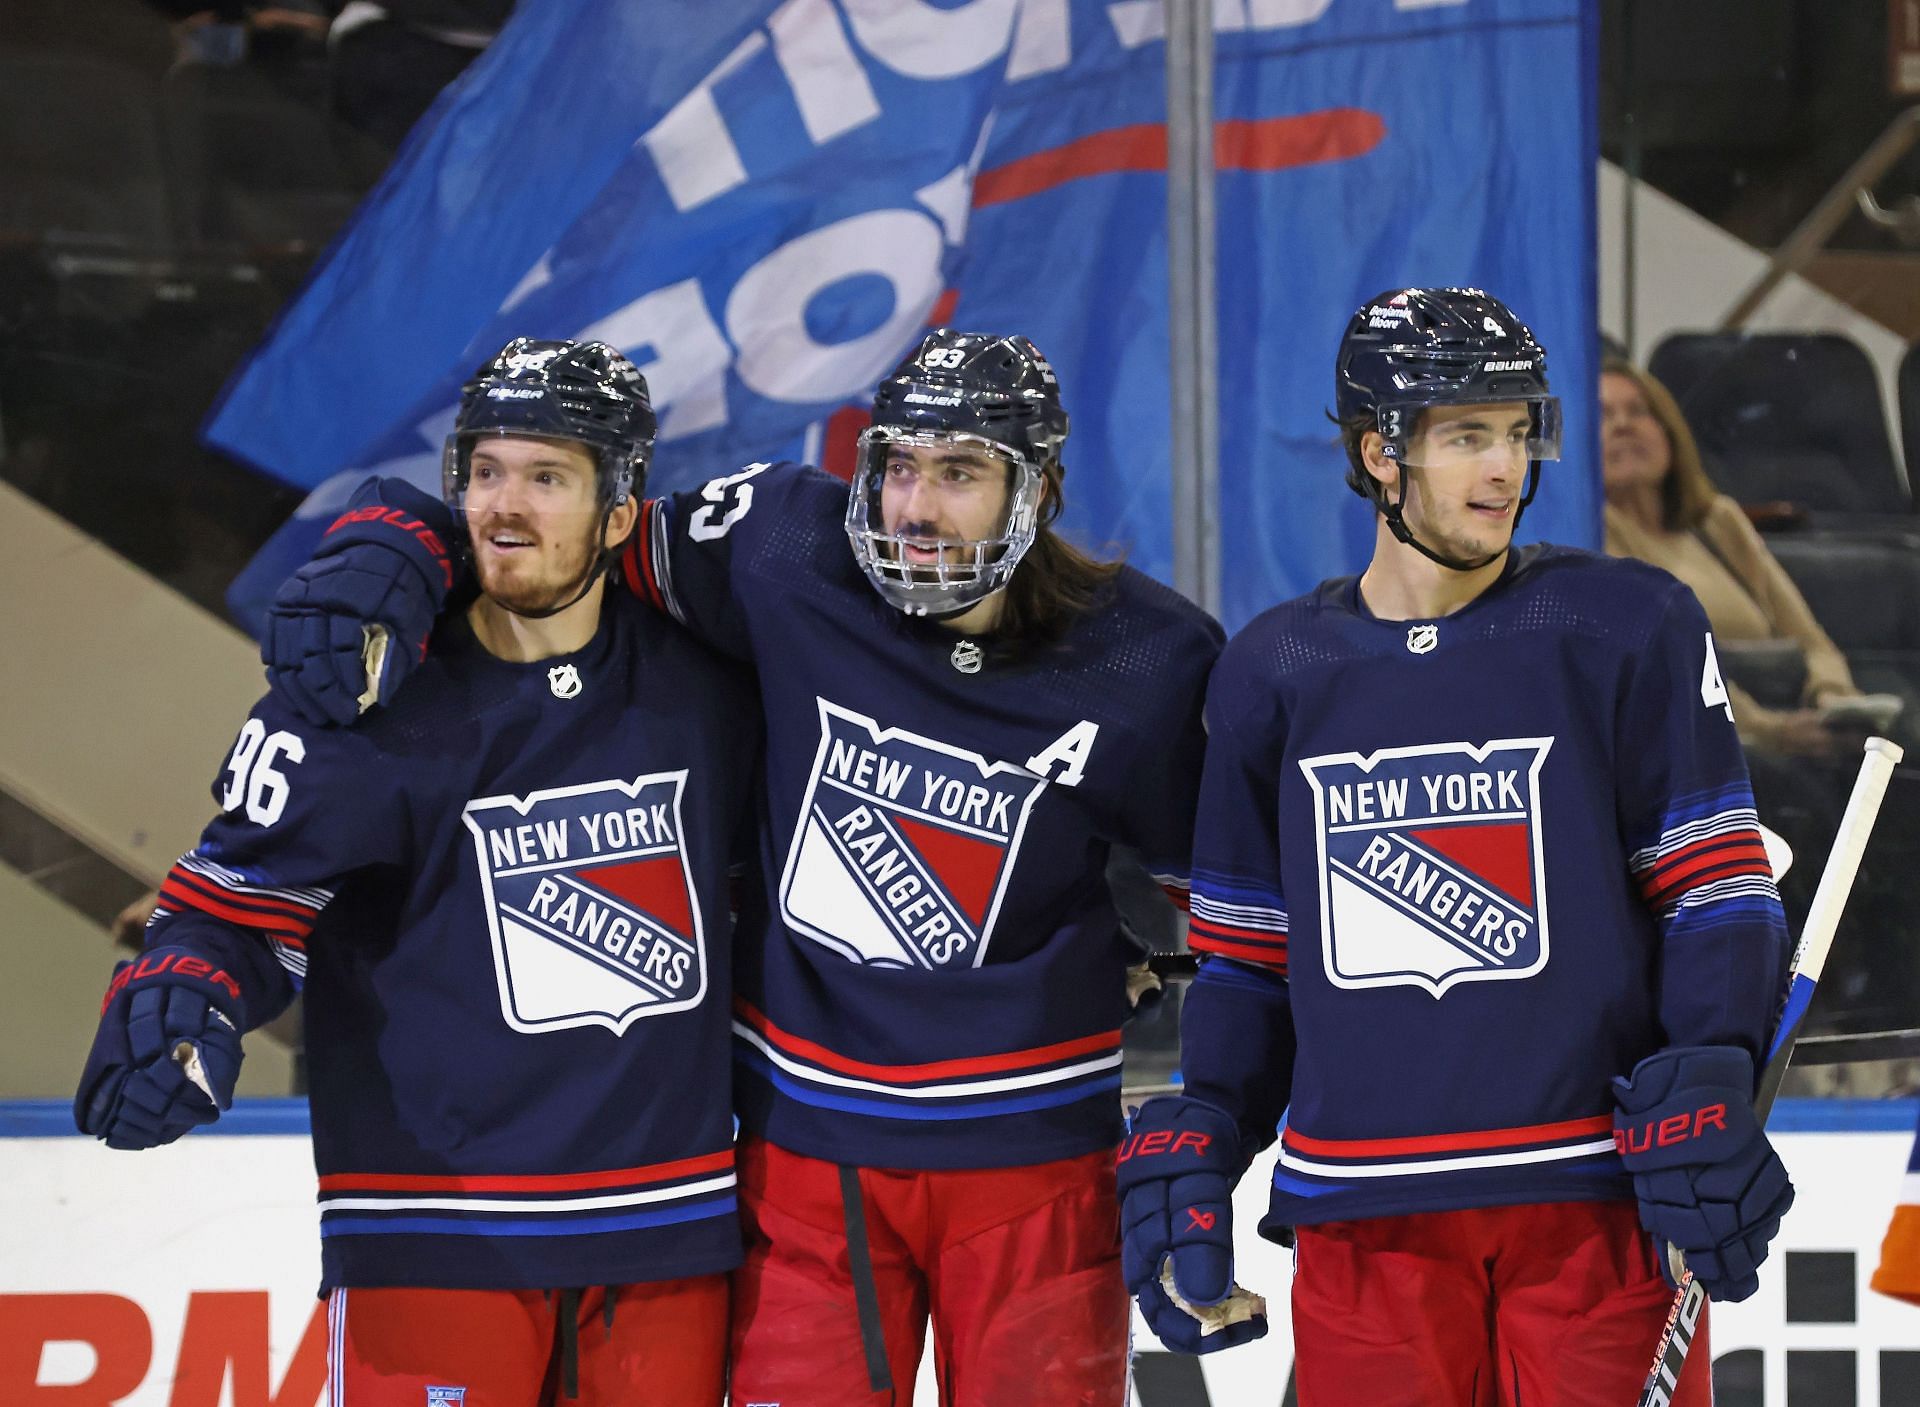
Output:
top-left (264, 477), bottom-right (456, 726)
top-left (1612, 1045), bottom-right (1794, 1304)
top-left (1116, 1097), bottom-right (1267, 1353)
top-left (75, 947), bottom-right (246, 1150)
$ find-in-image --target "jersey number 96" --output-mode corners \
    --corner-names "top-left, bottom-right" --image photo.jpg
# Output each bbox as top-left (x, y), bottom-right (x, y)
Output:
top-left (219, 719), bottom-right (306, 826)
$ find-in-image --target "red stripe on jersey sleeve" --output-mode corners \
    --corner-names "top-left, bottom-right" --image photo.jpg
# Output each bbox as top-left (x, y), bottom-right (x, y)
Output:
top-left (630, 499), bottom-right (666, 610)
top-left (1640, 833), bottom-right (1772, 908)
top-left (165, 865), bottom-right (319, 922)
top-left (1186, 924), bottom-right (1287, 973)
top-left (158, 876), bottom-right (313, 942)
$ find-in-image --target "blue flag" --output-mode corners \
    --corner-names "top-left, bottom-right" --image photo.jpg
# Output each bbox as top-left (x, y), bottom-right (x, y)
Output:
top-left (1211, 0), bottom-right (1600, 625)
top-left (214, 0), bottom-right (1596, 635)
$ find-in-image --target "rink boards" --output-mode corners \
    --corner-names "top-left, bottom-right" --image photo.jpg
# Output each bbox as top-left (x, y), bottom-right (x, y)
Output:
top-left (2, 1099), bottom-right (1915, 1406)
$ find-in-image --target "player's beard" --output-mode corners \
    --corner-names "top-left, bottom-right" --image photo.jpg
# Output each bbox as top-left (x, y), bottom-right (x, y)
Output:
top-left (882, 512), bottom-right (1009, 581)
top-left (883, 518), bottom-right (962, 581)
top-left (471, 516), bottom-right (603, 615)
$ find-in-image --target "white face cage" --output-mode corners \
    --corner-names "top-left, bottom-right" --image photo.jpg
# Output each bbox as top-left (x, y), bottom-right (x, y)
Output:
top-left (844, 427), bottom-right (1047, 618)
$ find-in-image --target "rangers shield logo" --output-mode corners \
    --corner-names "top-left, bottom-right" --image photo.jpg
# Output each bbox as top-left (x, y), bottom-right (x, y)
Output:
top-left (1300, 738), bottom-right (1553, 997)
top-left (780, 699), bottom-right (1048, 969)
top-left (462, 773), bottom-right (706, 1034)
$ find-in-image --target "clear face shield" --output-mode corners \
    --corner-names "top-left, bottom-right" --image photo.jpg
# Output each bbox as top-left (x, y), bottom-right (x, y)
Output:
top-left (1379, 396), bottom-right (1563, 475)
top-left (844, 427), bottom-right (1046, 618)
top-left (441, 427), bottom-right (630, 619)
top-left (1369, 395), bottom-right (1563, 572)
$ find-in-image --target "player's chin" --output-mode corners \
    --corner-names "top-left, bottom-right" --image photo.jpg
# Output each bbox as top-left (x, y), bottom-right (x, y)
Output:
top-left (478, 567), bottom-right (573, 615)
top-left (1459, 514), bottom-right (1516, 554)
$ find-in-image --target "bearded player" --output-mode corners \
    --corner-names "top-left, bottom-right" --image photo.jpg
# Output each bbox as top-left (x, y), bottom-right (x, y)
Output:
top-left (258, 329), bottom-right (1223, 1406)
top-left (76, 341), bottom-right (757, 1405)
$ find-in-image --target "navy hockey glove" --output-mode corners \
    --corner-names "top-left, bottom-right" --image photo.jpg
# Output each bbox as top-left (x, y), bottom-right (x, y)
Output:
top-left (1612, 1045), bottom-right (1794, 1304)
top-left (264, 477), bottom-right (456, 726)
top-left (1116, 1097), bottom-right (1266, 1353)
top-left (75, 948), bottom-right (246, 1150)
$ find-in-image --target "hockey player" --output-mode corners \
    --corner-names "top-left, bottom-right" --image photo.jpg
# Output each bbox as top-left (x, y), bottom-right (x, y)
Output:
top-left (255, 329), bottom-right (1223, 1406)
top-left (74, 340), bottom-right (759, 1406)
top-left (1116, 289), bottom-right (1795, 1404)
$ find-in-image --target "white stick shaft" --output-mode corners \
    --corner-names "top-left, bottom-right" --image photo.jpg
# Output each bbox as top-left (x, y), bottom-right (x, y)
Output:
top-left (1636, 736), bottom-right (1906, 1407)
top-left (1783, 736), bottom-right (1903, 989)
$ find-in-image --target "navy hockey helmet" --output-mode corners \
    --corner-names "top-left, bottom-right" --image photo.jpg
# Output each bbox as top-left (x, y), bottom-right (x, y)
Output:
top-left (847, 329), bottom-right (1069, 617)
top-left (443, 337), bottom-right (656, 517)
top-left (1334, 288), bottom-right (1562, 569)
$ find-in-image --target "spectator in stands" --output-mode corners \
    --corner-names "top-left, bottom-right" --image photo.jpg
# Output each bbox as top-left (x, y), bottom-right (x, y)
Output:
top-left (1602, 358), bottom-right (1920, 1036)
top-left (1600, 355), bottom-right (1870, 758)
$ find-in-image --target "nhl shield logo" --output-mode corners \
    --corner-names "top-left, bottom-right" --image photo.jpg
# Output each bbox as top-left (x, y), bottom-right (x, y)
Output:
top-left (1299, 738), bottom-right (1554, 998)
top-left (462, 772), bottom-right (706, 1034)
top-left (780, 698), bottom-right (1048, 968)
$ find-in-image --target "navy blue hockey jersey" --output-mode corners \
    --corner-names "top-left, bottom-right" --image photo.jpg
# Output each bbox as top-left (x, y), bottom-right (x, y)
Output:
top-left (1183, 546), bottom-right (1790, 1231)
top-left (149, 592), bottom-right (758, 1291)
top-left (624, 461), bottom-right (1222, 1169)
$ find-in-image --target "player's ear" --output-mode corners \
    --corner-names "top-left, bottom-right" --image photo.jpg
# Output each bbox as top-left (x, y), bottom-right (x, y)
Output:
top-left (1360, 430), bottom-right (1398, 494)
top-left (604, 495), bottom-right (639, 549)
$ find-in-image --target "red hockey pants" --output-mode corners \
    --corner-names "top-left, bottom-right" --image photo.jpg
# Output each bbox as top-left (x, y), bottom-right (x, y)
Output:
top-left (1292, 1200), bottom-right (1712, 1407)
top-left (324, 1276), bottom-right (728, 1406)
top-left (728, 1137), bottom-right (1129, 1407)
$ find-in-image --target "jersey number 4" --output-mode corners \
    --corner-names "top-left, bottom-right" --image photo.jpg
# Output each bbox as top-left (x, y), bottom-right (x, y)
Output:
top-left (1700, 632), bottom-right (1734, 722)
top-left (219, 719), bottom-right (305, 826)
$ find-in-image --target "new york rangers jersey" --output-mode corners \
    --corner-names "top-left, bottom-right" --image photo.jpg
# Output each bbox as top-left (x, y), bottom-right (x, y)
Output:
top-left (625, 461), bottom-right (1222, 1169)
top-left (147, 593), bottom-right (758, 1291)
top-left (1182, 545), bottom-right (1790, 1231)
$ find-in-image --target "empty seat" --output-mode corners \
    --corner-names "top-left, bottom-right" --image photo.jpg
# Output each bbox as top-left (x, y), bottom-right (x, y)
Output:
top-left (1649, 332), bottom-right (1910, 516)
top-left (1764, 533), bottom-right (1920, 652)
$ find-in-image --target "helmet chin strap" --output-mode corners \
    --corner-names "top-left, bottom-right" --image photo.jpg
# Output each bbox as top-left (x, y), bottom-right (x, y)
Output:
top-left (1376, 461), bottom-right (1539, 575)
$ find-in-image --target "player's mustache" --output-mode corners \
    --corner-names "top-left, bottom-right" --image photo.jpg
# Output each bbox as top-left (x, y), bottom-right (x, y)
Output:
top-left (474, 513), bottom-right (542, 545)
top-left (894, 519), bottom-right (950, 542)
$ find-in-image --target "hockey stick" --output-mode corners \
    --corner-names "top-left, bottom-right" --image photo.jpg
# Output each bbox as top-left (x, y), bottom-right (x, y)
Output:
top-left (1633, 736), bottom-right (1905, 1407)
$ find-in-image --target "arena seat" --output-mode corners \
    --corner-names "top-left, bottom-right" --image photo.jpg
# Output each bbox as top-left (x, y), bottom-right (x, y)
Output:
top-left (1764, 533), bottom-right (1920, 652)
top-left (1764, 532), bottom-right (1920, 751)
top-left (1649, 332), bottom-right (1911, 515)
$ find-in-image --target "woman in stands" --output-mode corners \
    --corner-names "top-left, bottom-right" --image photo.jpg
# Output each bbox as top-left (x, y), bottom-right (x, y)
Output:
top-left (1600, 355), bottom-right (1876, 757)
